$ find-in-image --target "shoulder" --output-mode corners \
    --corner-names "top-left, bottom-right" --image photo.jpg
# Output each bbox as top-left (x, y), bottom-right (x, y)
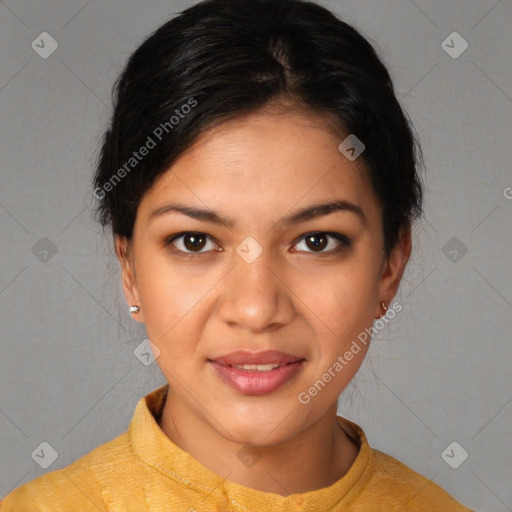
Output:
top-left (364, 448), bottom-right (473, 511)
top-left (1, 431), bottom-right (131, 512)
top-left (338, 417), bottom-right (473, 511)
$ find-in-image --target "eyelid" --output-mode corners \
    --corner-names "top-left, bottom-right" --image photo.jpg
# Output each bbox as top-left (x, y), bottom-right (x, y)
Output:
top-left (291, 231), bottom-right (352, 254)
top-left (166, 232), bottom-right (220, 254)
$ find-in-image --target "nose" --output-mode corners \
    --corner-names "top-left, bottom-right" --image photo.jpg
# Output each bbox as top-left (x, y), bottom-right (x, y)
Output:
top-left (216, 247), bottom-right (296, 334)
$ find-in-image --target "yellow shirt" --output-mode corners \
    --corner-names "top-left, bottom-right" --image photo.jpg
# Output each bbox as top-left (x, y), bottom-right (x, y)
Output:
top-left (2, 384), bottom-right (473, 511)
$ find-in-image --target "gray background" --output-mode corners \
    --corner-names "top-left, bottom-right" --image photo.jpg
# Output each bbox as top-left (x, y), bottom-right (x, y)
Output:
top-left (1, 0), bottom-right (511, 510)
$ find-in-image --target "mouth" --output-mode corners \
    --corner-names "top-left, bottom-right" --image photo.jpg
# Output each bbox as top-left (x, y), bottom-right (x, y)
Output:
top-left (227, 362), bottom-right (293, 371)
top-left (208, 350), bottom-right (306, 396)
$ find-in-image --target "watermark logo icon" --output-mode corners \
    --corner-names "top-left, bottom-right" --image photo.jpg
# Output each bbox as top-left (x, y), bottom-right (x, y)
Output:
top-left (441, 441), bottom-right (468, 469)
top-left (338, 134), bottom-right (365, 161)
top-left (31, 32), bottom-right (58, 59)
top-left (442, 32), bottom-right (468, 59)
top-left (237, 443), bottom-right (262, 468)
top-left (236, 236), bottom-right (263, 264)
top-left (32, 237), bottom-right (58, 263)
top-left (134, 338), bottom-right (161, 366)
top-left (442, 236), bottom-right (468, 263)
top-left (31, 441), bottom-right (58, 469)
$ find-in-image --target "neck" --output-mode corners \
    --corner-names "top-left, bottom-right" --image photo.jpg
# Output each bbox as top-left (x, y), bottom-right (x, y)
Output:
top-left (158, 388), bottom-right (360, 495)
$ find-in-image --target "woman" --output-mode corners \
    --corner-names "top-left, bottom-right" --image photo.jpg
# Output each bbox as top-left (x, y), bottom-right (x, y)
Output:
top-left (1, 0), bottom-right (474, 510)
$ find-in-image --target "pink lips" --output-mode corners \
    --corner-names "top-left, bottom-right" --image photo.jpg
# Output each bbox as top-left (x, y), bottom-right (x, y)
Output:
top-left (209, 350), bottom-right (305, 396)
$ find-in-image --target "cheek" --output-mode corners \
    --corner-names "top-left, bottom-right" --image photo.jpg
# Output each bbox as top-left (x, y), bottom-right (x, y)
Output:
top-left (300, 266), bottom-right (378, 327)
top-left (298, 269), bottom-right (379, 382)
top-left (142, 288), bottom-right (204, 380)
top-left (135, 250), bottom-right (208, 334)
top-left (136, 265), bottom-right (215, 374)
top-left (299, 275), bottom-right (376, 404)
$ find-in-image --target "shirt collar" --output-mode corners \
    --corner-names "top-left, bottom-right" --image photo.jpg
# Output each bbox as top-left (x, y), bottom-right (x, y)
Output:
top-left (129, 383), bottom-right (374, 511)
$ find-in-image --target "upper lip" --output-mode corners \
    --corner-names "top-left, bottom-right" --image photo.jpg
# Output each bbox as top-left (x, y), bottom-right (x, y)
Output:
top-left (210, 350), bottom-right (304, 366)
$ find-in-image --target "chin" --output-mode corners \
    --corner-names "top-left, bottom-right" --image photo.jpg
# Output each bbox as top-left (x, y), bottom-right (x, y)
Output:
top-left (214, 410), bottom-right (303, 448)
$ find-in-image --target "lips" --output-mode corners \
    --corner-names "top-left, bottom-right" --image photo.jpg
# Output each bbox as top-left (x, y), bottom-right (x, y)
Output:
top-left (208, 350), bottom-right (305, 396)
top-left (210, 350), bottom-right (303, 366)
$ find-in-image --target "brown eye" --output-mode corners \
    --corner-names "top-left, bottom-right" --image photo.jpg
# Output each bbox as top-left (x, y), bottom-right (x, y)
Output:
top-left (183, 233), bottom-right (206, 251)
top-left (293, 232), bottom-right (351, 254)
top-left (305, 233), bottom-right (328, 252)
top-left (166, 232), bottom-right (217, 254)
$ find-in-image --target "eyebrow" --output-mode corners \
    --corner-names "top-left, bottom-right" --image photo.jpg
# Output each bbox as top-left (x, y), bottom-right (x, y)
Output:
top-left (148, 199), bottom-right (366, 228)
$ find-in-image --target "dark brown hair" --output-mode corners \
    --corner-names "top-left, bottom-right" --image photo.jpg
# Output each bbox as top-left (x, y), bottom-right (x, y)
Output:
top-left (92, 0), bottom-right (423, 258)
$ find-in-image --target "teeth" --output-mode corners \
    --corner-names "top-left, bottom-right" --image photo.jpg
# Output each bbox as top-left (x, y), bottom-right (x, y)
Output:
top-left (232, 363), bottom-right (281, 371)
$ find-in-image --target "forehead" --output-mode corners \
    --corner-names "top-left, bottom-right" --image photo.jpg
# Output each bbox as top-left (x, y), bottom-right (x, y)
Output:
top-left (138, 110), bottom-right (378, 225)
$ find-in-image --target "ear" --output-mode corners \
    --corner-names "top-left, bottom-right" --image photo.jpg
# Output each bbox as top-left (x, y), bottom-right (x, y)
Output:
top-left (374, 224), bottom-right (412, 318)
top-left (114, 235), bottom-right (144, 323)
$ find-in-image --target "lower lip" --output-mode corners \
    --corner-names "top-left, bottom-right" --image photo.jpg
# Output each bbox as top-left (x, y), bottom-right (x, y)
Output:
top-left (209, 361), bottom-right (305, 396)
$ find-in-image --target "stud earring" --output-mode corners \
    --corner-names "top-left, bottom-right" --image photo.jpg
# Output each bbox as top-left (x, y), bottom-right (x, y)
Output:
top-left (130, 305), bottom-right (141, 314)
top-left (376, 302), bottom-right (387, 319)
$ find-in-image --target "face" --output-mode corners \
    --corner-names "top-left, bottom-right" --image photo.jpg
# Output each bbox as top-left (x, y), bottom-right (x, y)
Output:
top-left (116, 107), bottom-right (411, 447)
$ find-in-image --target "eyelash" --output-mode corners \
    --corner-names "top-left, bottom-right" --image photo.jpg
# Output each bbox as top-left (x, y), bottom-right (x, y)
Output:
top-left (165, 231), bottom-right (352, 257)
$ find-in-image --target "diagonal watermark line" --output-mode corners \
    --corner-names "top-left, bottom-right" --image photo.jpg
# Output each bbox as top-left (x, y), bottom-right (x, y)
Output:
top-left (61, 368), bottom-right (132, 439)
top-left (266, 163), bottom-right (338, 235)
top-left (399, 62), bottom-right (439, 100)
top-left (200, 470), bottom-right (234, 502)
top-left (377, 375), bottom-right (438, 437)
top-left (472, 394), bottom-right (512, 439)
top-left (0, 407), bottom-right (30, 438)
top-left (1, 471), bottom-right (29, 501)
top-left (397, 471), bottom-right (440, 512)
top-left (61, 470), bottom-right (105, 511)
top-left (470, 205), bottom-right (499, 233)
top-left (60, 205), bottom-right (88, 233)
top-left (472, 60), bottom-right (512, 107)
top-left (0, 203), bottom-right (30, 233)
top-left (61, 0), bottom-right (95, 29)
top-left (172, 172), bottom-right (236, 237)
top-left (0, 1), bottom-right (29, 28)
top-left (60, 264), bottom-right (129, 334)
top-left (265, 470), bottom-right (300, 505)
top-left (471, 0), bottom-right (505, 30)
top-left (406, 266), bottom-right (437, 298)
top-left (163, 266), bottom-right (235, 338)
top-left (0, 62), bottom-right (29, 95)
top-left (60, 60), bottom-right (112, 111)
top-left (472, 265), bottom-right (512, 309)
top-left (0, 265), bottom-right (28, 297)
top-left (159, 365), bottom-right (234, 440)
top-left (471, 469), bottom-right (511, 509)
top-left (406, 0), bottom-right (439, 29)
top-left (266, 409), bottom-right (294, 438)
top-left (423, 216), bottom-right (438, 234)
top-left (265, 265), bottom-right (337, 337)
